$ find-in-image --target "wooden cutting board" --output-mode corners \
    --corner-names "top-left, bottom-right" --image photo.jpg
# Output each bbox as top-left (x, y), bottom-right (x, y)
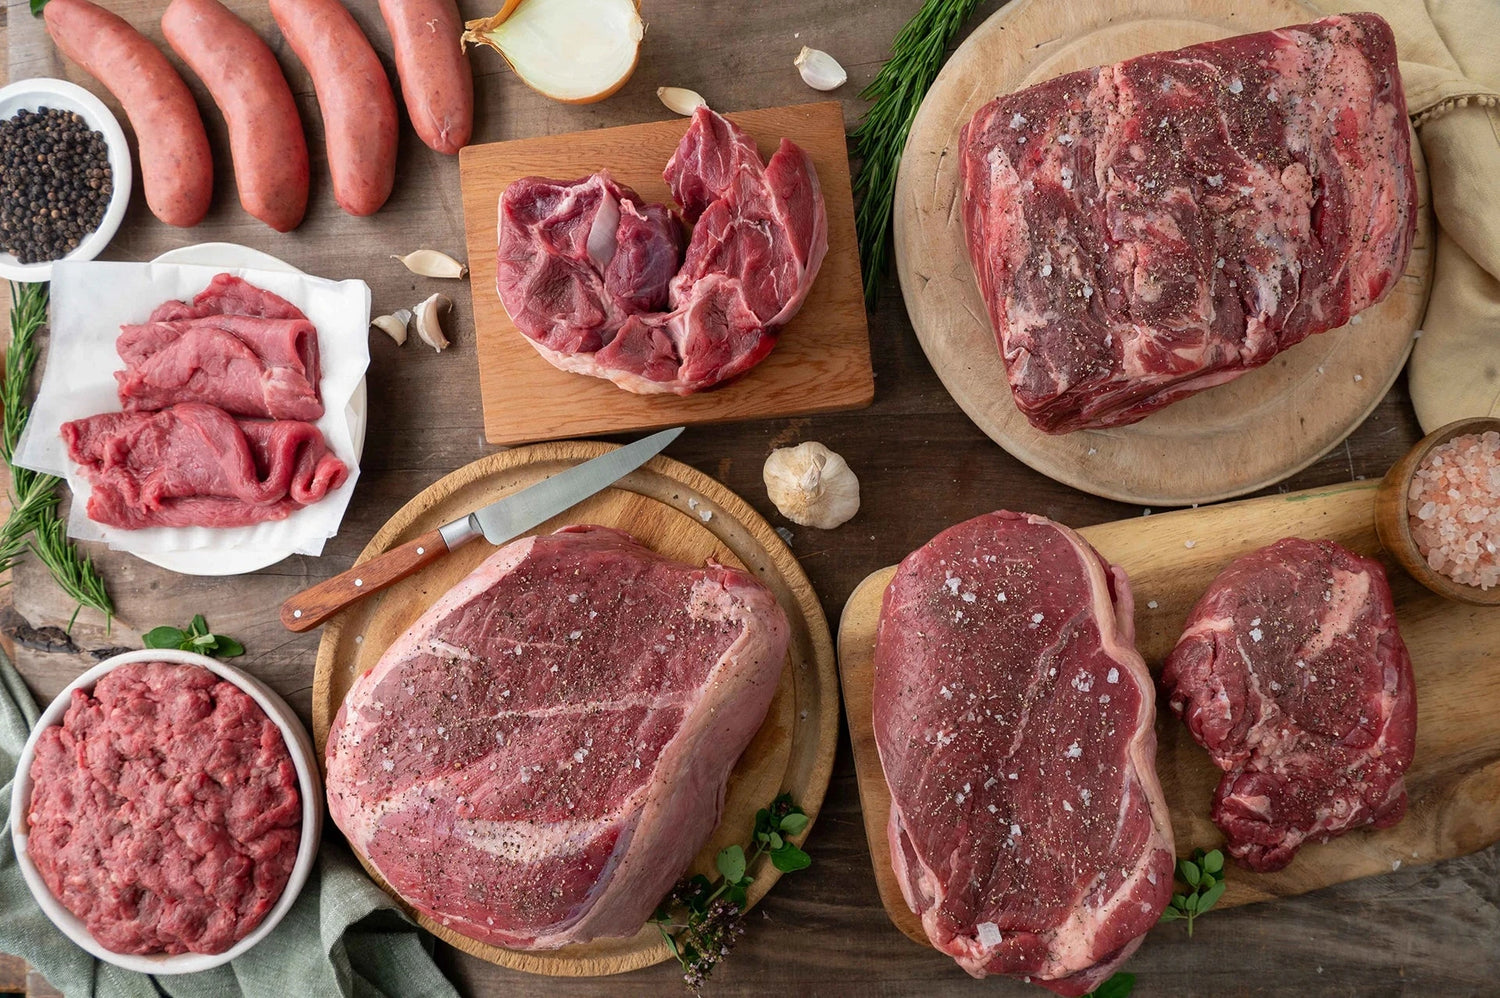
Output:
top-left (311, 442), bottom-right (839, 976)
top-left (893, 0), bottom-right (1435, 506)
top-left (837, 481), bottom-right (1500, 947)
top-left (457, 102), bottom-right (872, 446)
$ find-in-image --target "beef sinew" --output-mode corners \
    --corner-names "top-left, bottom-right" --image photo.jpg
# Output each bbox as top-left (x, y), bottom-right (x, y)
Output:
top-left (873, 512), bottom-right (1173, 996)
top-left (1163, 538), bottom-right (1416, 872)
top-left (960, 14), bottom-right (1416, 433)
top-left (326, 525), bottom-right (789, 949)
top-left (26, 662), bottom-right (301, 955)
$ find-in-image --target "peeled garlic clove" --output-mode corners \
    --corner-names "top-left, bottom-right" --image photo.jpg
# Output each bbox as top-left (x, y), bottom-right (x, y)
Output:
top-left (763, 441), bottom-right (859, 530)
top-left (658, 86), bottom-right (706, 117)
top-left (463, 0), bottom-right (643, 104)
top-left (795, 46), bottom-right (846, 91)
top-left (392, 249), bottom-right (467, 279)
top-left (413, 294), bottom-right (451, 352)
top-left (371, 310), bottom-right (410, 345)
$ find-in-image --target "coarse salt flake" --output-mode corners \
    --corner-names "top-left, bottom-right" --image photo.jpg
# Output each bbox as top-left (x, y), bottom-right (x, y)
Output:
top-left (977, 922), bottom-right (1003, 947)
top-left (1407, 431), bottom-right (1500, 589)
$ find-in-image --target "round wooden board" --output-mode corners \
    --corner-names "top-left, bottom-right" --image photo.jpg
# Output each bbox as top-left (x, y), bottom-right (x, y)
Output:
top-left (311, 442), bottom-right (840, 977)
top-left (893, 0), bottom-right (1435, 506)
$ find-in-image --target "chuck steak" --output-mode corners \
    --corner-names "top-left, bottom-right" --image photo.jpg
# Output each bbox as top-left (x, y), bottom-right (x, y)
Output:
top-left (325, 525), bottom-right (789, 949)
top-left (873, 511), bottom-right (1173, 995)
top-left (959, 14), bottom-right (1416, 433)
top-left (497, 107), bottom-right (827, 395)
top-left (1162, 537), bottom-right (1416, 872)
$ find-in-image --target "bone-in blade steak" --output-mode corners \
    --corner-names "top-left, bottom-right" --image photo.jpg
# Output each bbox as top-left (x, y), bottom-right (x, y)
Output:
top-left (960, 14), bottom-right (1416, 433)
top-left (873, 512), bottom-right (1173, 995)
top-left (325, 525), bottom-right (789, 949)
top-left (1162, 537), bottom-right (1416, 872)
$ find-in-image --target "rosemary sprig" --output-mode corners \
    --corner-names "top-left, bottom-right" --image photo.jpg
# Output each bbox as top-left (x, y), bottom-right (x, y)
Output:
top-left (2, 281), bottom-right (114, 628)
top-left (850, 0), bottom-right (982, 304)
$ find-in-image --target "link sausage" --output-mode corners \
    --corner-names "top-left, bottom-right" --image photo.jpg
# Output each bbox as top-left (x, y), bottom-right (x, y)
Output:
top-left (43, 0), bottom-right (213, 228)
top-left (269, 0), bottom-right (398, 216)
top-left (378, 0), bottom-right (473, 155)
top-left (161, 0), bottom-right (309, 232)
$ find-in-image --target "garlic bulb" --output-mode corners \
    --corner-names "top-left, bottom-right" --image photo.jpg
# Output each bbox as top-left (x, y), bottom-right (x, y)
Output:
top-left (795, 46), bottom-right (846, 91)
top-left (763, 442), bottom-right (859, 529)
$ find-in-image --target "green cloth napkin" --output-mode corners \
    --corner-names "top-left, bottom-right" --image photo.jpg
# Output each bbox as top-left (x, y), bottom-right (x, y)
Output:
top-left (0, 649), bottom-right (459, 998)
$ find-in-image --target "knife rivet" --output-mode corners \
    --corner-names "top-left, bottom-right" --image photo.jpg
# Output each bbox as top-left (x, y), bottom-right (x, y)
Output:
top-left (354, 578), bottom-right (364, 588)
top-left (416, 547), bottom-right (425, 555)
top-left (293, 609), bottom-right (302, 619)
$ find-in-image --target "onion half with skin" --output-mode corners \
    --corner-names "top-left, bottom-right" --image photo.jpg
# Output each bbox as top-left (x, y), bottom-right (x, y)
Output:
top-left (463, 0), bottom-right (644, 104)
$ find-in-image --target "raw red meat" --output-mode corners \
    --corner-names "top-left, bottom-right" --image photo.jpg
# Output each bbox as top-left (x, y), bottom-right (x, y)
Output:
top-left (116, 273), bottom-right (323, 420)
top-left (62, 402), bottom-right (347, 529)
top-left (1162, 537), bottom-right (1417, 872)
top-left (959, 14), bottom-right (1416, 433)
top-left (496, 107), bottom-right (827, 394)
top-left (873, 511), bottom-right (1173, 995)
top-left (325, 525), bottom-right (789, 949)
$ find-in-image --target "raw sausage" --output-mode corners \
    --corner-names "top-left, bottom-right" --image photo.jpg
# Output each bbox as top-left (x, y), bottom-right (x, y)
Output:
top-left (161, 0), bottom-right (309, 232)
top-left (378, 0), bottom-right (473, 155)
top-left (42, 0), bottom-right (213, 228)
top-left (269, 0), bottom-right (398, 216)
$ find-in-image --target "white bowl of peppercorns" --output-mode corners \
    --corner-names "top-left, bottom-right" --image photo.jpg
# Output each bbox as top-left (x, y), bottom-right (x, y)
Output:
top-left (0, 77), bottom-right (132, 283)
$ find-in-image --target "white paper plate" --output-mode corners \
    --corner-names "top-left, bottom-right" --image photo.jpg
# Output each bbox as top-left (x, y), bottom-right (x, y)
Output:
top-left (134, 242), bottom-right (369, 575)
top-left (10, 648), bottom-right (323, 975)
top-left (0, 78), bottom-right (132, 283)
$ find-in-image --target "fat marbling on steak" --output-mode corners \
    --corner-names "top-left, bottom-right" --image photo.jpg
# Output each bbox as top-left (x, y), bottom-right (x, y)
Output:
top-left (326, 525), bottom-right (789, 949)
top-left (872, 511), bottom-right (1173, 996)
top-left (959, 14), bottom-right (1416, 433)
top-left (1162, 537), bottom-right (1416, 872)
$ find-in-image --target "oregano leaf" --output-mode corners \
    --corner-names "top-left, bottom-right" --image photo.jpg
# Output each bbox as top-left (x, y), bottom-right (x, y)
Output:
top-left (770, 844), bottom-right (811, 872)
top-left (717, 845), bottom-right (746, 884)
top-left (779, 812), bottom-right (809, 835)
top-left (143, 626), bottom-right (186, 648)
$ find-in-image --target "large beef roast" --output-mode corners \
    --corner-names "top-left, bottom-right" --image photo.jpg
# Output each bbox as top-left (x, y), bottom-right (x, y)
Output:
top-left (959, 14), bottom-right (1416, 433)
top-left (873, 511), bottom-right (1173, 996)
top-left (1162, 537), bottom-right (1417, 872)
top-left (325, 525), bottom-right (789, 949)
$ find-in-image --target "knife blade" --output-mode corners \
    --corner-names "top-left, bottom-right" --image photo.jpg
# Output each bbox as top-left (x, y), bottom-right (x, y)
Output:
top-left (279, 427), bottom-right (684, 632)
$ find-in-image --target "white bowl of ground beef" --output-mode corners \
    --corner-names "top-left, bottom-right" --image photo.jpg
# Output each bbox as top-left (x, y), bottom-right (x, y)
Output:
top-left (9, 649), bottom-right (322, 974)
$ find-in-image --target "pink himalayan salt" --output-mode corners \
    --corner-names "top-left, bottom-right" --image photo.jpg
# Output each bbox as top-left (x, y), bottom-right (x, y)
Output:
top-left (1407, 430), bottom-right (1500, 589)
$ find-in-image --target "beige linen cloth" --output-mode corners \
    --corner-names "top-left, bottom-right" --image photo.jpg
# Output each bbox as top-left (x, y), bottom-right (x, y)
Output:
top-left (1326, 0), bottom-right (1500, 430)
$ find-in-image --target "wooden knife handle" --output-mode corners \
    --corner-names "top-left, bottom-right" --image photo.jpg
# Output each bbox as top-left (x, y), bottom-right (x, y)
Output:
top-left (279, 528), bottom-right (447, 632)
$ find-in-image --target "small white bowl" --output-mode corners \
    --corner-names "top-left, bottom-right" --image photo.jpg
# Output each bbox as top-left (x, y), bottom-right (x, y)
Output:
top-left (0, 77), bottom-right (133, 283)
top-left (9, 649), bottom-right (323, 974)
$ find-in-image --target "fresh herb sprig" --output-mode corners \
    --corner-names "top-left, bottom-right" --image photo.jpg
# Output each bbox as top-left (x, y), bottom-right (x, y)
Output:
top-left (144, 615), bottom-right (245, 658)
top-left (850, 0), bottom-right (982, 304)
top-left (1, 281), bottom-right (113, 629)
top-left (1159, 848), bottom-right (1227, 936)
top-left (653, 793), bottom-right (811, 991)
top-left (1084, 972), bottom-right (1136, 998)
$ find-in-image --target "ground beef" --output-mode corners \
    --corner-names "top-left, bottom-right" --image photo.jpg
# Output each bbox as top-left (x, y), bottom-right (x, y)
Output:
top-left (26, 661), bottom-right (301, 955)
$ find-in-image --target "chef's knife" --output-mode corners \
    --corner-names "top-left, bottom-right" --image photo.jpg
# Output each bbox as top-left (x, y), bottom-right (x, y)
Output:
top-left (279, 427), bottom-right (684, 632)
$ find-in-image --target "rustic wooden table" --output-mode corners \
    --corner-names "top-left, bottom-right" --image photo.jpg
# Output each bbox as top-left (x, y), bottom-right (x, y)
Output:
top-left (4, 0), bottom-right (1498, 994)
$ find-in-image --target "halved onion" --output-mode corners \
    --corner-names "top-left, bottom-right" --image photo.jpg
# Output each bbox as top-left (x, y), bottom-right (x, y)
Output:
top-left (463, 0), bottom-right (644, 105)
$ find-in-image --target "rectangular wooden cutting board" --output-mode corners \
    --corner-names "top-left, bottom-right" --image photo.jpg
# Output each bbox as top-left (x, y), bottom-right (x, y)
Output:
top-left (838, 481), bottom-right (1500, 947)
top-left (457, 101), bottom-right (872, 446)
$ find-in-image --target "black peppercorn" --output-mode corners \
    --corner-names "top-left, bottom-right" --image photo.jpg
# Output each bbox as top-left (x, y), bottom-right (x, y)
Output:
top-left (0, 105), bottom-right (113, 265)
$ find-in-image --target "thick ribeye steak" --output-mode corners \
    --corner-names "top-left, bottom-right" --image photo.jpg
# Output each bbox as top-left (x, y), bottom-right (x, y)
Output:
top-left (326, 525), bottom-right (789, 949)
top-left (873, 511), bottom-right (1173, 995)
top-left (1162, 537), bottom-right (1416, 872)
top-left (960, 14), bottom-right (1415, 433)
top-left (497, 107), bottom-right (827, 395)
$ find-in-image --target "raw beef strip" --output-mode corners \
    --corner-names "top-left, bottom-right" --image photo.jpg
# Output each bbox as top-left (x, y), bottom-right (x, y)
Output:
top-left (497, 107), bottom-right (827, 394)
top-left (61, 402), bottom-right (347, 529)
top-left (149, 272), bottom-right (308, 322)
top-left (325, 525), bottom-right (789, 949)
top-left (1162, 537), bottom-right (1416, 872)
top-left (960, 14), bottom-right (1416, 433)
top-left (873, 511), bottom-right (1173, 995)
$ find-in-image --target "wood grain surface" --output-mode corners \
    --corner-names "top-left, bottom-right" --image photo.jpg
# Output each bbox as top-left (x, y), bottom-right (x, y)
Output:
top-left (894, 0), bottom-right (1435, 506)
top-left (311, 442), bottom-right (840, 976)
top-left (839, 481), bottom-right (1500, 947)
top-left (5, 0), bottom-right (1499, 995)
top-left (458, 101), bottom-right (874, 445)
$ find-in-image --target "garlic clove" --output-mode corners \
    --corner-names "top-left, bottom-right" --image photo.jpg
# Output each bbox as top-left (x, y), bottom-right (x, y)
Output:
top-left (795, 46), bottom-right (846, 91)
top-left (763, 441), bottom-right (859, 530)
top-left (463, 0), bottom-right (643, 105)
top-left (392, 249), bottom-right (468, 279)
top-left (371, 310), bottom-right (410, 345)
top-left (657, 86), bottom-right (706, 117)
top-left (413, 294), bottom-right (452, 352)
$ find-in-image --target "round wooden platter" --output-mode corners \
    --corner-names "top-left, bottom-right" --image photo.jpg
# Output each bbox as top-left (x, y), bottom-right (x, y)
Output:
top-left (893, 0), bottom-right (1435, 507)
top-left (311, 441), bottom-right (840, 977)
